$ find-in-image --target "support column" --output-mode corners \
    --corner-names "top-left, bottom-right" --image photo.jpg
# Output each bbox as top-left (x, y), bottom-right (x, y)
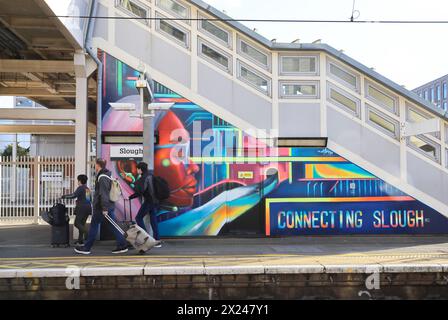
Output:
top-left (143, 114), bottom-right (155, 171)
top-left (74, 51), bottom-right (97, 176)
top-left (75, 76), bottom-right (88, 176)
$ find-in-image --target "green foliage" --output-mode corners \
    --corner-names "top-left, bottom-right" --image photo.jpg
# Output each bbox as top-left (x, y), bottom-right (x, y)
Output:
top-left (0, 144), bottom-right (30, 157)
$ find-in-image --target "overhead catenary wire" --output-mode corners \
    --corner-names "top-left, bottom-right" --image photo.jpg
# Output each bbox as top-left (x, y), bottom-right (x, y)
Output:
top-left (1, 13), bottom-right (448, 24)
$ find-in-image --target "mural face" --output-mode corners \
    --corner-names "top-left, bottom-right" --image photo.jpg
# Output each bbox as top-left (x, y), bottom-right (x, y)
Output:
top-left (101, 52), bottom-right (448, 236)
top-left (155, 111), bottom-right (200, 207)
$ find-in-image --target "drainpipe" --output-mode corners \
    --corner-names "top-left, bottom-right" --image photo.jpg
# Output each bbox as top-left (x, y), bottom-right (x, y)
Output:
top-left (84, 0), bottom-right (102, 159)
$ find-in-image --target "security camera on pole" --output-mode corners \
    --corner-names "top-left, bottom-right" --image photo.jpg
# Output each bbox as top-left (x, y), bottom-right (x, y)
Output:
top-left (109, 72), bottom-right (174, 171)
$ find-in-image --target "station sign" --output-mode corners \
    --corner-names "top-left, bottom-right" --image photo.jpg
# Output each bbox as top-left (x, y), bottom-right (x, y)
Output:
top-left (41, 171), bottom-right (63, 182)
top-left (110, 145), bottom-right (143, 160)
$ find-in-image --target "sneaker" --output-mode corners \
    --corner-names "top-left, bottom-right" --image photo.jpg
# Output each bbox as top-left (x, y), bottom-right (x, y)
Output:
top-left (74, 247), bottom-right (91, 255)
top-left (112, 246), bottom-right (129, 254)
top-left (154, 242), bottom-right (162, 248)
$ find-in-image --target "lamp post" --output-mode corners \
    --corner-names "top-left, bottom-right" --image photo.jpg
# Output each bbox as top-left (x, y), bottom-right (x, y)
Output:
top-left (109, 73), bottom-right (174, 171)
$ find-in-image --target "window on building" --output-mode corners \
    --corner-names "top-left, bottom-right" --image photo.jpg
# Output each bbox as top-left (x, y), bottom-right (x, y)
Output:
top-left (328, 85), bottom-right (360, 116)
top-left (365, 82), bottom-right (398, 115)
top-left (117, 0), bottom-right (149, 22)
top-left (15, 97), bottom-right (34, 108)
top-left (430, 87), bottom-right (434, 102)
top-left (156, 0), bottom-right (189, 19)
top-left (198, 39), bottom-right (231, 72)
top-left (198, 15), bottom-right (231, 46)
top-left (237, 61), bottom-right (271, 95)
top-left (366, 105), bottom-right (399, 139)
top-left (328, 62), bottom-right (358, 90)
top-left (280, 55), bottom-right (317, 75)
top-left (280, 82), bottom-right (318, 99)
top-left (446, 149), bottom-right (448, 169)
top-left (408, 108), bottom-right (431, 123)
top-left (424, 90), bottom-right (428, 100)
top-left (156, 14), bottom-right (189, 48)
top-left (408, 135), bottom-right (440, 162)
top-left (444, 101), bottom-right (447, 111)
top-left (238, 38), bottom-right (270, 69)
top-left (443, 83), bottom-right (447, 100)
top-left (436, 85), bottom-right (441, 101)
top-left (445, 124), bottom-right (448, 144)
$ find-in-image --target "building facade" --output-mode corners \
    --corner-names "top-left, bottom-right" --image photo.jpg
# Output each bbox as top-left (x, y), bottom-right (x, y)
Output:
top-left (3, 0), bottom-right (448, 234)
top-left (413, 74), bottom-right (448, 112)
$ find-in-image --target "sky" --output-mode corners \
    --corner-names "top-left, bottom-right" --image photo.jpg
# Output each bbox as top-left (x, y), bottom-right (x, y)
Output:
top-left (205, 0), bottom-right (448, 89)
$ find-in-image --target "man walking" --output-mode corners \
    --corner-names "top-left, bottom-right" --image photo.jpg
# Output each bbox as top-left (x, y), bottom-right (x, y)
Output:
top-left (74, 158), bottom-right (128, 255)
top-left (129, 162), bottom-right (161, 247)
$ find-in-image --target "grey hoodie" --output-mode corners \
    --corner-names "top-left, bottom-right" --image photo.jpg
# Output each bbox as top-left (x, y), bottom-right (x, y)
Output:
top-left (93, 168), bottom-right (114, 211)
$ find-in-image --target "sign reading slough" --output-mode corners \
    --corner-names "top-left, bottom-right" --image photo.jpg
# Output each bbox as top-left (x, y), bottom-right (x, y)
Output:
top-left (266, 197), bottom-right (448, 235)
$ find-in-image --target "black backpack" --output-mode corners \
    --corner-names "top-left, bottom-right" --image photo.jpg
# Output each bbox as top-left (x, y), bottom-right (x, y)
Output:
top-left (152, 176), bottom-right (170, 201)
top-left (49, 203), bottom-right (68, 226)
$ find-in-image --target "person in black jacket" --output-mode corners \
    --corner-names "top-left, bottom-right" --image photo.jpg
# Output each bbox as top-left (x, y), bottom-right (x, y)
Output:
top-left (129, 162), bottom-right (161, 246)
top-left (61, 174), bottom-right (91, 245)
top-left (74, 158), bottom-right (128, 255)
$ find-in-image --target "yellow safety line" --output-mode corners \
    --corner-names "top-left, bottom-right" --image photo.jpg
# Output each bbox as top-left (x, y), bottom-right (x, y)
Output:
top-left (0, 254), bottom-right (307, 261)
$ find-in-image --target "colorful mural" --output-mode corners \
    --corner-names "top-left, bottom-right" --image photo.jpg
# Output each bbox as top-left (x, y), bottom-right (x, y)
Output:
top-left (100, 52), bottom-right (448, 236)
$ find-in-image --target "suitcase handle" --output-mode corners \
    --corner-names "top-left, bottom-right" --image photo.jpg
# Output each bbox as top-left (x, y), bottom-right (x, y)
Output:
top-left (104, 213), bottom-right (126, 237)
top-left (123, 198), bottom-right (133, 222)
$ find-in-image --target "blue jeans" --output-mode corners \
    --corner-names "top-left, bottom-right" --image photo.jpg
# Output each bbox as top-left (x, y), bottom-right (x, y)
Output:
top-left (84, 207), bottom-right (127, 251)
top-left (135, 201), bottom-right (160, 240)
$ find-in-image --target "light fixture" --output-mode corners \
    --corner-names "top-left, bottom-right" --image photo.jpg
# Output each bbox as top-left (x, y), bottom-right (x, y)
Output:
top-left (109, 103), bottom-right (136, 111)
top-left (148, 102), bottom-right (175, 111)
top-left (275, 137), bottom-right (328, 148)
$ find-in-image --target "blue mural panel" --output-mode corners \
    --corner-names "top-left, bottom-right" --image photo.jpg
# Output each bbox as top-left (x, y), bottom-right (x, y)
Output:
top-left (100, 52), bottom-right (448, 236)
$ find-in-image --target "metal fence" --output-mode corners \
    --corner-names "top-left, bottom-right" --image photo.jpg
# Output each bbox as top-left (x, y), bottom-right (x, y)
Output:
top-left (0, 156), bottom-right (96, 225)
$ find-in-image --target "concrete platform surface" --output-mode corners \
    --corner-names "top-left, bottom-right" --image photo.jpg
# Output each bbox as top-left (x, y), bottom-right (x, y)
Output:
top-left (1, 225), bottom-right (448, 278)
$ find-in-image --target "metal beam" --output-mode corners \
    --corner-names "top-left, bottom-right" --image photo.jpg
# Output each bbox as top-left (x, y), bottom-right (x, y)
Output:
top-left (0, 125), bottom-right (75, 135)
top-left (22, 72), bottom-right (58, 94)
top-left (8, 17), bottom-right (57, 30)
top-left (0, 123), bottom-right (96, 135)
top-left (0, 17), bottom-right (47, 59)
top-left (0, 108), bottom-right (77, 120)
top-left (0, 88), bottom-right (95, 98)
top-left (0, 59), bottom-right (74, 73)
top-left (33, 0), bottom-right (83, 51)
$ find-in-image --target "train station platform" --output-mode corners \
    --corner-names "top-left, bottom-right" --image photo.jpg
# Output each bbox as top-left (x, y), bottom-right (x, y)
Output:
top-left (1, 225), bottom-right (448, 299)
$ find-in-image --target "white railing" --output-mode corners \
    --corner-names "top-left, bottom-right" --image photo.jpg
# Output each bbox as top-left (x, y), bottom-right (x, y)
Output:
top-left (0, 156), bottom-right (96, 225)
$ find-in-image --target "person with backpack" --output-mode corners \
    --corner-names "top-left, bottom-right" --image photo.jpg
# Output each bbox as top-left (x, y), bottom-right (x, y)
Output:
top-left (129, 162), bottom-right (162, 247)
top-left (74, 158), bottom-right (128, 255)
top-left (61, 174), bottom-right (91, 245)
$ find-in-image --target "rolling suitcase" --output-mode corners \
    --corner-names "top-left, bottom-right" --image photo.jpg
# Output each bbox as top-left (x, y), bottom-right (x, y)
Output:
top-left (100, 199), bottom-right (134, 240)
top-left (104, 213), bottom-right (158, 254)
top-left (48, 202), bottom-right (70, 247)
top-left (51, 224), bottom-right (70, 247)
